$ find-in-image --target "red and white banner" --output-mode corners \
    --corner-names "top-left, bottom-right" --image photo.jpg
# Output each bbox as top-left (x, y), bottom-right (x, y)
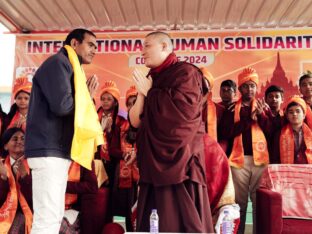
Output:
top-left (13, 29), bottom-right (312, 111)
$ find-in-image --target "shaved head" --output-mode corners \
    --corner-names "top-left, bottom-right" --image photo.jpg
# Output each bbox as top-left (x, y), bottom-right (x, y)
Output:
top-left (145, 31), bottom-right (173, 52)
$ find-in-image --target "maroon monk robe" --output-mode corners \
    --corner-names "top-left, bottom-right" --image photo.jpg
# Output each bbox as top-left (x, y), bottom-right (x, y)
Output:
top-left (135, 58), bottom-right (213, 233)
top-left (203, 134), bottom-right (229, 214)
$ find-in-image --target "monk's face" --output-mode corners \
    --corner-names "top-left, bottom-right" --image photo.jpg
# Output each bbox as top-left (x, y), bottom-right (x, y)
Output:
top-left (15, 91), bottom-right (30, 110)
top-left (4, 131), bottom-right (24, 159)
top-left (73, 33), bottom-right (97, 64)
top-left (239, 81), bottom-right (257, 101)
top-left (286, 105), bottom-right (305, 125)
top-left (299, 77), bottom-right (312, 98)
top-left (101, 92), bottom-right (116, 111)
top-left (142, 36), bottom-right (168, 68)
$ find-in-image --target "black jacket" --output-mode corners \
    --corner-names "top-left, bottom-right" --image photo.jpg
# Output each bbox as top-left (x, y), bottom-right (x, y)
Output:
top-left (25, 48), bottom-right (75, 159)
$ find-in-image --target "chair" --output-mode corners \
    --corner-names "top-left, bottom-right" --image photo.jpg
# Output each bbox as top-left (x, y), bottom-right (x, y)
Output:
top-left (256, 165), bottom-right (312, 234)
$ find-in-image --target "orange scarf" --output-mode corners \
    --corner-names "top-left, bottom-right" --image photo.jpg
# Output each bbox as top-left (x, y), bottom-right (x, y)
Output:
top-left (229, 99), bottom-right (269, 168)
top-left (119, 121), bottom-right (139, 188)
top-left (207, 93), bottom-right (217, 141)
top-left (8, 112), bottom-right (27, 132)
top-left (280, 123), bottom-right (312, 164)
top-left (0, 157), bottom-right (32, 234)
top-left (65, 162), bottom-right (81, 209)
top-left (305, 105), bottom-right (312, 129)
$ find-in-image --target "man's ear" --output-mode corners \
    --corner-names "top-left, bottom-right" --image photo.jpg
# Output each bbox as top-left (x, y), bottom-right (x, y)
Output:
top-left (70, 38), bottom-right (79, 49)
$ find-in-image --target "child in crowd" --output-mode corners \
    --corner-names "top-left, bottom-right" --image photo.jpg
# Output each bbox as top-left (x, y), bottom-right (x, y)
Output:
top-left (272, 96), bottom-right (312, 164)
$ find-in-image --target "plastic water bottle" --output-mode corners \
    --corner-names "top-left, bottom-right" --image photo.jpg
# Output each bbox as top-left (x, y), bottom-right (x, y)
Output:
top-left (150, 209), bottom-right (159, 234)
top-left (221, 209), bottom-right (233, 234)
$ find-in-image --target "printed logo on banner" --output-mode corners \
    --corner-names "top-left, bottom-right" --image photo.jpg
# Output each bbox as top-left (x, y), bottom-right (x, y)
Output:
top-left (15, 67), bottom-right (37, 82)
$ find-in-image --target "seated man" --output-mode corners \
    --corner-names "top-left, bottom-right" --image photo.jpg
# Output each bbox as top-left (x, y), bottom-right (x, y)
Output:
top-left (273, 96), bottom-right (312, 164)
top-left (0, 127), bottom-right (32, 234)
top-left (60, 161), bottom-right (98, 234)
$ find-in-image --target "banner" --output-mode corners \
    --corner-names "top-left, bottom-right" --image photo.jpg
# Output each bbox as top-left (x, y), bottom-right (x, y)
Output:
top-left (13, 29), bottom-right (312, 111)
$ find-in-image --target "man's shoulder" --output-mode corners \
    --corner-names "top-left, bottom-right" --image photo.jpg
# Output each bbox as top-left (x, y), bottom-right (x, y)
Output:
top-left (43, 48), bottom-right (70, 66)
top-left (35, 48), bottom-right (72, 76)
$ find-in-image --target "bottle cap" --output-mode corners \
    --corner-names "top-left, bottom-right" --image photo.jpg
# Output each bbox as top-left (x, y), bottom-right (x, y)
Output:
top-left (152, 209), bottom-right (157, 212)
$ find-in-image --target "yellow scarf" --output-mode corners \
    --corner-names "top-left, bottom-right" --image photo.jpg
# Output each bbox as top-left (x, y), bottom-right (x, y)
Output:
top-left (64, 45), bottom-right (104, 170)
top-left (229, 98), bottom-right (269, 168)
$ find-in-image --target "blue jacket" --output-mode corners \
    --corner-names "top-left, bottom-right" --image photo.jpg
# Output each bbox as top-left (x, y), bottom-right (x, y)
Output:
top-left (25, 48), bottom-right (75, 159)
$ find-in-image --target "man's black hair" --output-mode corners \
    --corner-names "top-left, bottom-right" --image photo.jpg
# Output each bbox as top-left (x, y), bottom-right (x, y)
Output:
top-left (64, 28), bottom-right (96, 45)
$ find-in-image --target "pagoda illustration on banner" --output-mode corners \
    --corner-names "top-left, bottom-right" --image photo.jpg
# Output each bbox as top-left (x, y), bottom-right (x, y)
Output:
top-left (258, 52), bottom-right (298, 98)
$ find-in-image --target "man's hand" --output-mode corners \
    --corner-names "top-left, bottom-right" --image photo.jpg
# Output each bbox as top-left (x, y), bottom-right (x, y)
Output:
top-left (87, 74), bottom-right (99, 99)
top-left (132, 69), bottom-right (152, 97)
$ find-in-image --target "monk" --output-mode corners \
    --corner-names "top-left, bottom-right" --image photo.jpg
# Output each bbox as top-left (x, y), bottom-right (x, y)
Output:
top-left (130, 31), bottom-right (213, 233)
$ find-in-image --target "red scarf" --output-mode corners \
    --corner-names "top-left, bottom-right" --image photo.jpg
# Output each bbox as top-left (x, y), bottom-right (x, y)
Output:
top-left (148, 53), bottom-right (178, 78)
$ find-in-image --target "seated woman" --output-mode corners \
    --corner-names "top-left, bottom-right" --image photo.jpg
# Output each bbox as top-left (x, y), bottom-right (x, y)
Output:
top-left (273, 96), bottom-right (312, 164)
top-left (0, 127), bottom-right (33, 234)
top-left (7, 78), bottom-right (32, 132)
top-left (60, 161), bottom-right (98, 234)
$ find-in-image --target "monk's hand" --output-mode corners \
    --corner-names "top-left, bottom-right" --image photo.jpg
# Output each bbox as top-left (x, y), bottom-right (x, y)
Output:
top-left (132, 68), bottom-right (152, 96)
top-left (0, 159), bottom-right (7, 180)
top-left (87, 74), bottom-right (99, 99)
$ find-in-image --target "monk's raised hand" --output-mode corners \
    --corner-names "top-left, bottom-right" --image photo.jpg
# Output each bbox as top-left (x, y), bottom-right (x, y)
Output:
top-left (132, 68), bottom-right (152, 97)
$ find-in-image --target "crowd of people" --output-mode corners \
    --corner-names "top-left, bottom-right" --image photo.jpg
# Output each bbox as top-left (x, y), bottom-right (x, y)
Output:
top-left (0, 28), bottom-right (311, 234)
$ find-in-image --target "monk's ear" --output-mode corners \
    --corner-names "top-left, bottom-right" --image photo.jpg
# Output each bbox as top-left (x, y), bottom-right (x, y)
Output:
top-left (161, 42), bottom-right (168, 51)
